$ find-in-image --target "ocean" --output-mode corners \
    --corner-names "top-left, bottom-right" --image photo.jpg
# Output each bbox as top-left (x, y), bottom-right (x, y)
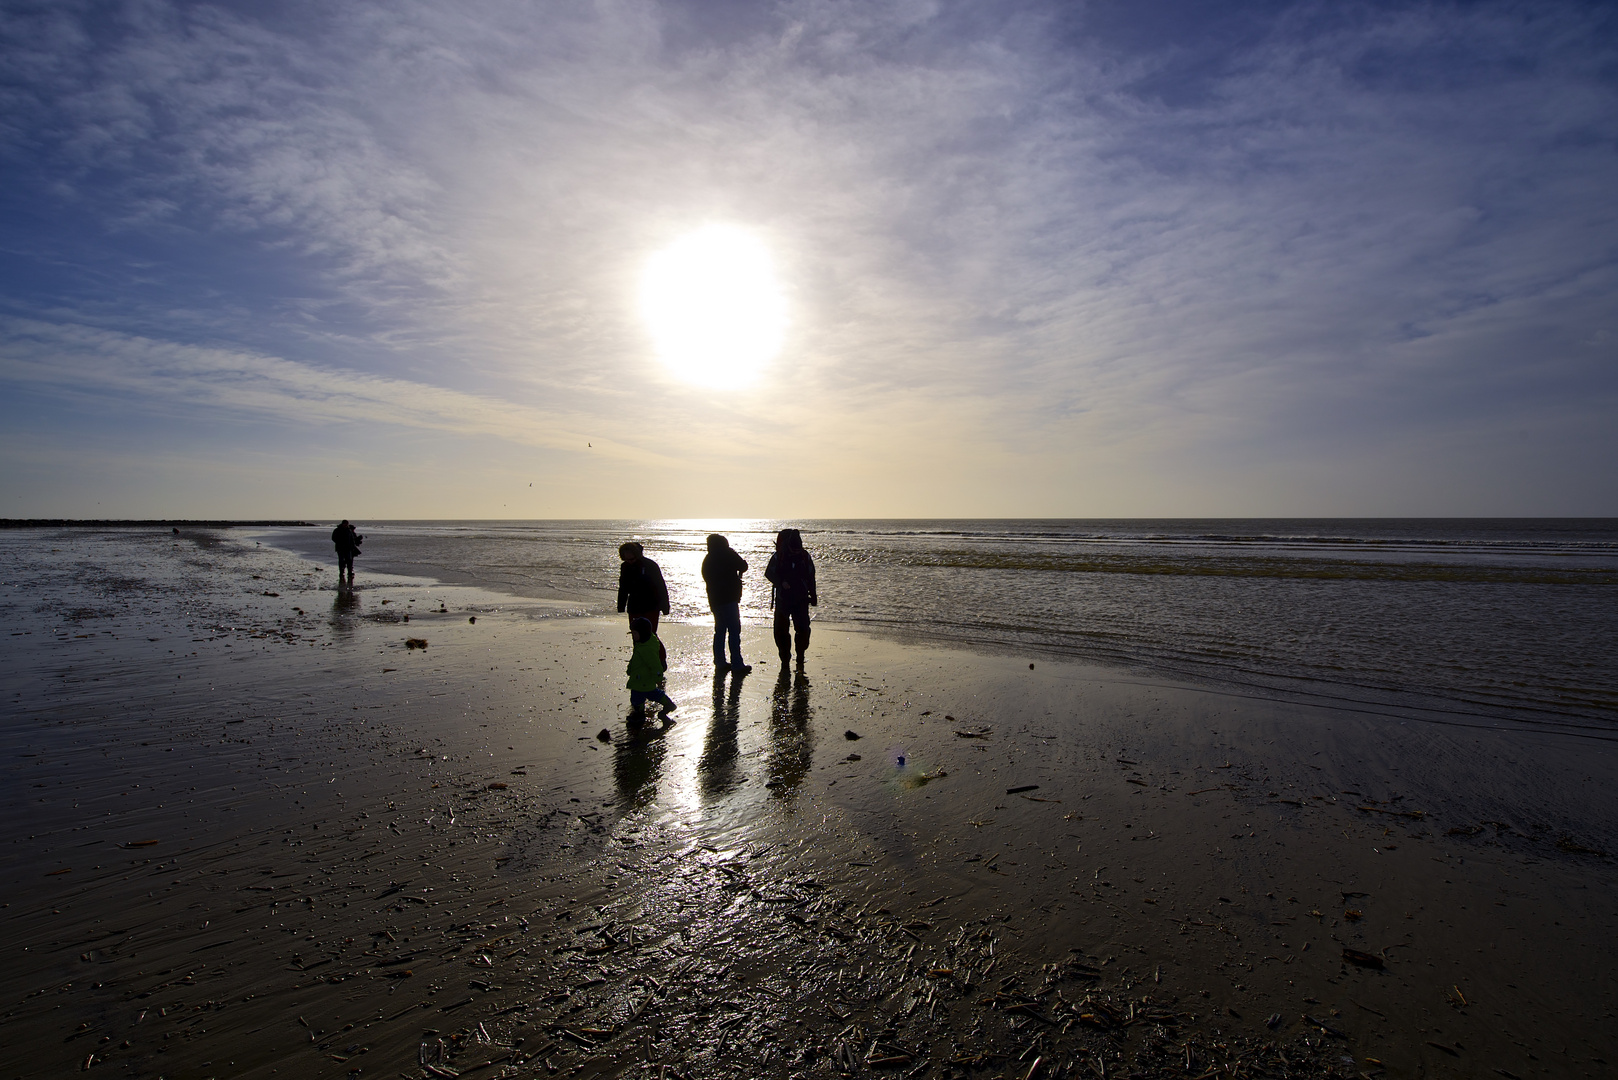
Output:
top-left (263, 519), bottom-right (1618, 737)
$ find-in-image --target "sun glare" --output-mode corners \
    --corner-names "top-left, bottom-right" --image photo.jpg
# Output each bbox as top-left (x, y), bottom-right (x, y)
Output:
top-left (640, 225), bottom-right (787, 387)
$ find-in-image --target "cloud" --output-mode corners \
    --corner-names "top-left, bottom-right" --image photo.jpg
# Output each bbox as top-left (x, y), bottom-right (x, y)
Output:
top-left (0, 315), bottom-right (657, 461)
top-left (1, 0), bottom-right (1615, 513)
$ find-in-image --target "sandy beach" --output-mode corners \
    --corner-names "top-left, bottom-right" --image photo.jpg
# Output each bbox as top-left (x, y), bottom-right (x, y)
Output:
top-left (3, 527), bottom-right (1615, 1080)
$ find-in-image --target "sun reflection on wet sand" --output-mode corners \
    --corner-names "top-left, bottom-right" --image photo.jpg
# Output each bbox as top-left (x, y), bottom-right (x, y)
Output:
top-left (609, 663), bottom-right (822, 849)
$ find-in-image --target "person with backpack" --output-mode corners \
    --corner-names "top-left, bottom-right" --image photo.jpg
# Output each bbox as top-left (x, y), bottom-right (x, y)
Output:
top-left (331, 520), bottom-right (363, 587)
top-left (764, 528), bottom-right (817, 667)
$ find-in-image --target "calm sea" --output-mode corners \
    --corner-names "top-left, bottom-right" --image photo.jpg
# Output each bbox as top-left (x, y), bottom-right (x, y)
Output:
top-left (265, 519), bottom-right (1618, 736)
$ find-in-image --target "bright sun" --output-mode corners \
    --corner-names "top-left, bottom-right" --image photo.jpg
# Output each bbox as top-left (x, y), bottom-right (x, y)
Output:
top-left (640, 224), bottom-right (787, 387)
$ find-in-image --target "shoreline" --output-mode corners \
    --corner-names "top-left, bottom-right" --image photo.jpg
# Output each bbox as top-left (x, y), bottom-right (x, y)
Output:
top-left (2, 528), bottom-right (1614, 1078)
top-left (0, 520), bottom-right (318, 528)
top-left (247, 520), bottom-right (1618, 741)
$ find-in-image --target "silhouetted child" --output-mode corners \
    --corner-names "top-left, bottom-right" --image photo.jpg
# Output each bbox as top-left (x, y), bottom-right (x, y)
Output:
top-left (626, 617), bottom-right (677, 722)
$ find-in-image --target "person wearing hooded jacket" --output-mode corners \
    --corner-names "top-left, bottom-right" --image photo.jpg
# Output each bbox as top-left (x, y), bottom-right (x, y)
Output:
top-left (625, 617), bottom-right (677, 721)
top-left (764, 528), bottom-right (816, 666)
top-left (702, 533), bottom-right (751, 673)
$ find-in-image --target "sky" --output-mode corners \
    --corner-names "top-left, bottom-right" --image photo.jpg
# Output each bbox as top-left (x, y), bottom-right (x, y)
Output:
top-left (1, 0), bottom-right (1615, 519)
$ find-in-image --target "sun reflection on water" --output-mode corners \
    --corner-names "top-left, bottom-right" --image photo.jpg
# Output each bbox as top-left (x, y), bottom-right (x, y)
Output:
top-left (608, 664), bottom-right (817, 842)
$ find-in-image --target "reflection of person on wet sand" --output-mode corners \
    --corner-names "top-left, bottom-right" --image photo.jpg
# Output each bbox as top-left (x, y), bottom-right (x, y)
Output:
top-left (612, 728), bottom-right (668, 810)
top-left (329, 585), bottom-right (360, 631)
top-left (698, 668), bottom-right (745, 798)
top-left (764, 528), bottom-right (817, 667)
top-left (766, 666), bottom-right (813, 795)
top-left (331, 520), bottom-right (363, 587)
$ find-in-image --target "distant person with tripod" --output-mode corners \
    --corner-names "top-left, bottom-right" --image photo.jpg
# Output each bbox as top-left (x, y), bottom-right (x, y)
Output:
top-left (332, 520), bottom-right (363, 587)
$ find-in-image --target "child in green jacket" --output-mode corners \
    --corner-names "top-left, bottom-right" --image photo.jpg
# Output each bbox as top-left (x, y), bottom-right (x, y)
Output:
top-left (626, 617), bottom-right (678, 720)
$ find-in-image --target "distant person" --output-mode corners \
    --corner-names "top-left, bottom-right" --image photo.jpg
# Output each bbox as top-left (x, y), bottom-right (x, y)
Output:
top-left (625, 617), bottom-right (677, 725)
top-left (331, 520), bottom-right (363, 587)
top-left (616, 541), bottom-right (670, 636)
top-left (702, 534), bottom-right (751, 674)
top-left (764, 527), bottom-right (817, 666)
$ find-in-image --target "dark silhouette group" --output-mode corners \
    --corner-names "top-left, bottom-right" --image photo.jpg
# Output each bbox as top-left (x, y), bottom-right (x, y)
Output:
top-left (619, 528), bottom-right (817, 672)
top-left (326, 521), bottom-right (819, 729)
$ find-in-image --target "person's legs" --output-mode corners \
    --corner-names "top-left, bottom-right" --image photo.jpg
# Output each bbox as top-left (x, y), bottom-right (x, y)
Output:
top-left (712, 603), bottom-right (743, 667)
top-left (727, 614), bottom-right (745, 668)
top-left (338, 554), bottom-right (353, 582)
top-left (629, 690), bottom-right (649, 716)
top-left (791, 602), bottom-right (811, 660)
top-left (773, 605), bottom-right (793, 663)
top-left (711, 604), bottom-right (731, 667)
top-left (654, 689), bottom-right (678, 715)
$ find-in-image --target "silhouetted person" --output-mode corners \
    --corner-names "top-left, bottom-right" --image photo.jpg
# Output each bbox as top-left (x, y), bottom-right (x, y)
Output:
top-left (702, 533), bottom-right (751, 673)
top-left (764, 527), bottom-right (817, 666)
top-left (625, 617), bottom-right (677, 725)
top-left (616, 542), bottom-right (670, 642)
top-left (332, 520), bottom-right (363, 587)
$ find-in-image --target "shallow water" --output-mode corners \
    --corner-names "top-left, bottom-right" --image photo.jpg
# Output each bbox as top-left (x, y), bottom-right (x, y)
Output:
top-left (262, 519), bottom-right (1618, 735)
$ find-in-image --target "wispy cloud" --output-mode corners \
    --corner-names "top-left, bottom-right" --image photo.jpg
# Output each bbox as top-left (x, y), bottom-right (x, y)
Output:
top-left (0, 316), bottom-right (657, 461)
top-left (1, 0), bottom-right (1615, 514)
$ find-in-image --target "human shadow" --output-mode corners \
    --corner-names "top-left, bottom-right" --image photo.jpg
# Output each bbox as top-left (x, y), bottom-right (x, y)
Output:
top-left (698, 669), bottom-right (746, 799)
top-left (765, 666), bottom-right (814, 798)
top-left (612, 722), bottom-right (670, 811)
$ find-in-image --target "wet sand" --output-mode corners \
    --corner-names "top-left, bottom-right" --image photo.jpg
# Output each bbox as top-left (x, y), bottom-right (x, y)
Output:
top-left (2, 528), bottom-right (1615, 1079)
